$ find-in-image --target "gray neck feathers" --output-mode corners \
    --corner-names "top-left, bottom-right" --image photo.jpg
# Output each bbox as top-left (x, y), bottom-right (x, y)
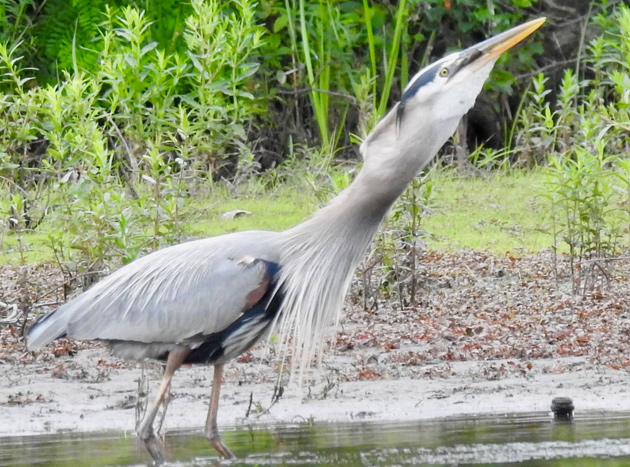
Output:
top-left (276, 141), bottom-right (425, 383)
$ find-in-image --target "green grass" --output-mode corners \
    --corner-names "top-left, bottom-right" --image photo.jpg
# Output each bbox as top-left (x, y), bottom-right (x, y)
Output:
top-left (423, 170), bottom-right (552, 253)
top-left (0, 229), bottom-right (56, 265)
top-left (0, 170), bottom-right (557, 266)
top-left (0, 183), bottom-right (322, 266)
top-left (190, 185), bottom-right (316, 237)
top-left (190, 170), bottom-right (555, 255)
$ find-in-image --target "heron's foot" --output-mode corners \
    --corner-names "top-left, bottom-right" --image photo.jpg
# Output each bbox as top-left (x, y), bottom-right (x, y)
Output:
top-left (206, 431), bottom-right (235, 459)
top-left (143, 434), bottom-right (166, 465)
top-left (137, 422), bottom-right (166, 464)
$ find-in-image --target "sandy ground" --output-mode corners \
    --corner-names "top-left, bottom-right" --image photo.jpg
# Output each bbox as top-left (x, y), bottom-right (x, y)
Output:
top-left (1, 349), bottom-right (629, 438)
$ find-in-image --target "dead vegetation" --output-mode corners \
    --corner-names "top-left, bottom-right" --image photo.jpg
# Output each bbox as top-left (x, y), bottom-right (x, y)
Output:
top-left (1, 249), bottom-right (628, 386)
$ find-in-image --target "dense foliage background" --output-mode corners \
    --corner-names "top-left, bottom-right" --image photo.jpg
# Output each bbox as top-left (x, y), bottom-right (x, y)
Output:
top-left (1, 0), bottom-right (580, 166)
top-left (2, 4), bottom-right (630, 444)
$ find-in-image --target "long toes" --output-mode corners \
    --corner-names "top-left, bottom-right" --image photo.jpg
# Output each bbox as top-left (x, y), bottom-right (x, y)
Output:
top-left (143, 435), bottom-right (166, 465)
top-left (209, 435), bottom-right (235, 459)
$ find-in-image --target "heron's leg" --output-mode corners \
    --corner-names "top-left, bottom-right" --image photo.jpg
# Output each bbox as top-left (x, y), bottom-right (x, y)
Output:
top-left (137, 348), bottom-right (189, 464)
top-left (155, 381), bottom-right (172, 436)
top-left (204, 364), bottom-right (235, 459)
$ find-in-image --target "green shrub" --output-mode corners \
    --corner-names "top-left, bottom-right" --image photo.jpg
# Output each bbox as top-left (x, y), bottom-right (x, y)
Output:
top-left (519, 3), bottom-right (630, 291)
top-left (0, 0), bottom-right (265, 280)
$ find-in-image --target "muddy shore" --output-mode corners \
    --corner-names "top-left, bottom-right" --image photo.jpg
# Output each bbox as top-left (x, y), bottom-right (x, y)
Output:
top-left (1, 250), bottom-right (629, 437)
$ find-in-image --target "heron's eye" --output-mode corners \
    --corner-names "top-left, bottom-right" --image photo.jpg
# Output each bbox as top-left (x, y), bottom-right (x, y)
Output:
top-left (439, 68), bottom-right (449, 78)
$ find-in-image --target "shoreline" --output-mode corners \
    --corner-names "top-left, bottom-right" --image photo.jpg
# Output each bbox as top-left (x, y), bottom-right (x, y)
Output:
top-left (2, 351), bottom-right (629, 438)
top-left (2, 250), bottom-right (629, 441)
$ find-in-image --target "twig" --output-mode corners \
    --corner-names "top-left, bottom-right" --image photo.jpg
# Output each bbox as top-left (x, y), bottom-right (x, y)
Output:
top-left (513, 59), bottom-right (577, 81)
top-left (29, 269), bottom-right (108, 306)
top-left (255, 384), bottom-right (284, 418)
top-left (30, 301), bottom-right (63, 309)
top-left (135, 364), bottom-right (149, 429)
top-left (579, 255), bottom-right (630, 264)
top-left (106, 116), bottom-right (140, 200)
top-left (592, 261), bottom-right (611, 282)
top-left (245, 392), bottom-right (254, 418)
top-left (0, 176), bottom-right (28, 196)
top-left (277, 87), bottom-right (357, 103)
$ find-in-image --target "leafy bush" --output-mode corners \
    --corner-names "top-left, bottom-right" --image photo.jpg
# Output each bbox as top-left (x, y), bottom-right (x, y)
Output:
top-left (543, 144), bottom-right (621, 293)
top-left (4, 0), bottom-right (544, 155)
top-left (258, 0), bottom-right (541, 152)
top-left (516, 4), bottom-right (630, 291)
top-left (0, 0), bottom-right (264, 282)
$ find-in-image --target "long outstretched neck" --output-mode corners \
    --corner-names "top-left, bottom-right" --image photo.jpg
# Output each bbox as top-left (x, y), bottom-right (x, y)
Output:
top-left (276, 112), bottom-right (435, 382)
top-left (316, 151), bottom-right (421, 226)
top-left (301, 117), bottom-right (431, 233)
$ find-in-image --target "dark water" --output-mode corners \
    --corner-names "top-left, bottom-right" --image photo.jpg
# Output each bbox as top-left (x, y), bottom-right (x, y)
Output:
top-left (3, 412), bottom-right (630, 466)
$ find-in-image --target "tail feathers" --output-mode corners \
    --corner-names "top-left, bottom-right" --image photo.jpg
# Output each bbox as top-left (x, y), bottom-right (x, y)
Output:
top-left (26, 310), bottom-right (69, 351)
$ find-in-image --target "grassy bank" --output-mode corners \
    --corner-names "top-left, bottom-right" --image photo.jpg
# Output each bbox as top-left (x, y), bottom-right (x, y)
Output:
top-left (0, 169), bottom-right (556, 266)
top-left (190, 170), bottom-right (554, 255)
top-left (423, 170), bottom-right (550, 253)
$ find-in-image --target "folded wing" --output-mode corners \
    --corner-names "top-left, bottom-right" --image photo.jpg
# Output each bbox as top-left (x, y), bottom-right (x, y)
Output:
top-left (27, 232), bottom-right (280, 350)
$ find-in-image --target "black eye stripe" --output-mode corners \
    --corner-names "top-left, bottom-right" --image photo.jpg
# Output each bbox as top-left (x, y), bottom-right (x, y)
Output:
top-left (395, 48), bottom-right (486, 137)
top-left (401, 62), bottom-right (441, 104)
top-left (397, 62), bottom-right (442, 135)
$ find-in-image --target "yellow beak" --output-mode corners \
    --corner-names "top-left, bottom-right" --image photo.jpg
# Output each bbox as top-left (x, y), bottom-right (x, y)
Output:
top-left (475, 17), bottom-right (546, 62)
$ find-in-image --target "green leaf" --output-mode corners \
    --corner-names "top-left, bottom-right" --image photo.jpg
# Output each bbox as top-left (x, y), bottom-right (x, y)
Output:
top-left (140, 42), bottom-right (158, 56)
top-left (273, 15), bottom-right (288, 33)
top-left (238, 62), bottom-right (260, 79)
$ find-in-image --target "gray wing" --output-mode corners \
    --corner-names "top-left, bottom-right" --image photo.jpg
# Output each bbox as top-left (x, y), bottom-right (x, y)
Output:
top-left (27, 231), bottom-right (281, 349)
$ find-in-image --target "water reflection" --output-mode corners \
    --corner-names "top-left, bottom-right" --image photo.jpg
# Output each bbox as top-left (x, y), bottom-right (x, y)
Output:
top-left (3, 412), bottom-right (630, 466)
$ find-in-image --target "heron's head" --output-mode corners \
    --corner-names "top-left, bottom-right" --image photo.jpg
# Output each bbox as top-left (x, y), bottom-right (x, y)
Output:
top-left (361, 18), bottom-right (545, 165)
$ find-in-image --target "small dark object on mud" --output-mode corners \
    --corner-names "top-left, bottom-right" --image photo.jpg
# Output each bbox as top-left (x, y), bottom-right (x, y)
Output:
top-left (551, 397), bottom-right (574, 420)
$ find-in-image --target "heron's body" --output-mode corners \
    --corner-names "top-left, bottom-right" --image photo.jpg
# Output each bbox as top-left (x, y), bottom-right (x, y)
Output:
top-left (28, 152), bottom-right (419, 366)
top-left (28, 232), bottom-right (282, 362)
top-left (26, 18), bottom-right (545, 464)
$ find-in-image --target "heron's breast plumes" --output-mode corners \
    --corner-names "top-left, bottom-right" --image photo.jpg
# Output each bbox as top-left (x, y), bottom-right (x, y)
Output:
top-left (275, 204), bottom-right (381, 384)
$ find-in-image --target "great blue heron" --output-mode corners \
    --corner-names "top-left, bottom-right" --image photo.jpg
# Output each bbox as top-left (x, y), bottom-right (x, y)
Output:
top-left (26, 18), bottom-right (544, 464)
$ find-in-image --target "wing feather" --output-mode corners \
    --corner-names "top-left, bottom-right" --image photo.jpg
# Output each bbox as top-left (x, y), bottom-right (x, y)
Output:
top-left (27, 231), bottom-right (280, 350)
